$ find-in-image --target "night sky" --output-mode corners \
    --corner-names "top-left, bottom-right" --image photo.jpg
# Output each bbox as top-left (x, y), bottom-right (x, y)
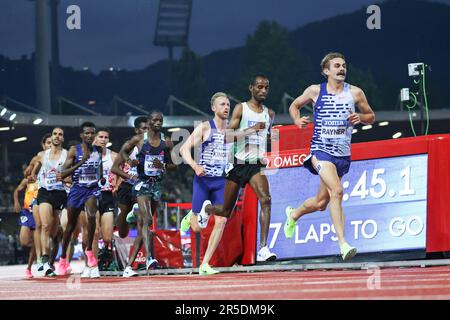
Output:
top-left (2, 0), bottom-right (450, 73)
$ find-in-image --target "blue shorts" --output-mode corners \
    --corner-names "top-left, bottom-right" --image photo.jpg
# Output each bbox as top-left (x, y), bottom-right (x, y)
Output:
top-left (67, 185), bottom-right (101, 210)
top-left (192, 175), bottom-right (226, 213)
top-left (19, 209), bottom-right (36, 230)
top-left (303, 150), bottom-right (351, 178)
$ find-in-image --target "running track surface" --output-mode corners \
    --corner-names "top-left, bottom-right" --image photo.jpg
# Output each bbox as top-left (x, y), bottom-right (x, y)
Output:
top-left (1, 262), bottom-right (450, 300)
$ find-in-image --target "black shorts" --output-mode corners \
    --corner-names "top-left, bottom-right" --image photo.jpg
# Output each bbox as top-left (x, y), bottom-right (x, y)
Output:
top-left (117, 183), bottom-right (135, 207)
top-left (225, 163), bottom-right (264, 188)
top-left (37, 188), bottom-right (67, 210)
top-left (99, 191), bottom-right (116, 215)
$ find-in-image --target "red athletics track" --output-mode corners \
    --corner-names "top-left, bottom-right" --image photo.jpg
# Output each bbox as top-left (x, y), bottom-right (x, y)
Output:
top-left (1, 263), bottom-right (450, 299)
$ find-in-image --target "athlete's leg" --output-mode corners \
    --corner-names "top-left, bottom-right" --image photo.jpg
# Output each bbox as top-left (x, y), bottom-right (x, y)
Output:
top-left (205, 180), bottom-right (240, 218)
top-left (39, 203), bottom-right (54, 259)
top-left (202, 216), bottom-right (227, 266)
top-left (84, 197), bottom-right (98, 252)
top-left (116, 202), bottom-right (132, 238)
top-left (100, 211), bottom-right (114, 250)
top-left (136, 195), bottom-right (154, 260)
top-left (32, 204), bottom-right (42, 261)
top-left (290, 179), bottom-right (330, 220)
top-left (313, 159), bottom-right (346, 246)
top-left (60, 207), bottom-right (82, 260)
top-left (248, 172), bottom-right (271, 248)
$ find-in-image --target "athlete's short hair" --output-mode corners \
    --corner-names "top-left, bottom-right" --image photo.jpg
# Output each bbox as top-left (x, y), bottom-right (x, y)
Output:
top-left (210, 92), bottom-right (228, 106)
top-left (250, 73), bottom-right (269, 85)
top-left (148, 110), bottom-right (163, 120)
top-left (134, 116), bottom-right (148, 128)
top-left (41, 133), bottom-right (51, 145)
top-left (96, 127), bottom-right (111, 136)
top-left (52, 127), bottom-right (64, 134)
top-left (320, 52), bottom-right (346, 76)
top-left (80, 121), bottom-right (96, 132)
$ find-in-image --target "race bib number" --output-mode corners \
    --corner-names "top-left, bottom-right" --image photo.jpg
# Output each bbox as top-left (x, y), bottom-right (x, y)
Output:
top-left (144, 155), bottom-right (164, 176)
top-left (44, 170), bottom-right (59, 187)
top-left (80, 166), bottom-right (98, 184)
top-left (321, 119), bottom-right (348, 139)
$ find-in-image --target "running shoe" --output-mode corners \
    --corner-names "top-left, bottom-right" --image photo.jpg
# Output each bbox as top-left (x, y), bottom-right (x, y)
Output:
top-left (85, 249), bottom-right (98, 268)
top-left (81, 267), bottom-right (91, 278)
top-left (340, 243), bottom-right (357, 261)
top-left (44, 262), bottom-right (56, 277)
top-left (198, 200), bottom-right (212, 229)
top-left (57, 257), bottom-right (69, 276)
top-left (126, 203), bottom-right (139, 224)
top-left (123, 266), bottom-right (138, 277)
top-left (90, 266), bottom-right (100, 279)
top-left (24, 269), bottom-right (33, 279)
top-left (283, 206), bottom-right (297, 239)
top-left (256, 246), bottom-right (277, 262)
top-left (146, 257), bottom-right (158, 271)
top-left (37, 257), bottom-right (44, 272)
top-left (199, 263), bottom-right (219, 275)
top-left (180, 210), bottom-right (193, 232)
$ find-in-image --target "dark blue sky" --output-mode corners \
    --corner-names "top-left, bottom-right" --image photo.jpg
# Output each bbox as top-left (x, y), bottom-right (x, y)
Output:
top-left (2, 0), bottom-right (450, 73)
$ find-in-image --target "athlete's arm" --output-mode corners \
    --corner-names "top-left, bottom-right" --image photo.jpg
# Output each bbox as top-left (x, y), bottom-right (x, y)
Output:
top-left (30, 152), bottom-right (44, 182)
top-left (224, 103), bottom-right (265, 143)
top-left (349, 86), bottom-right (375, 125)
top-left (59, 145), bottom-right (87, 180)
top-left (13, 178), bottom-right (28, 213)
top-left (119, 134), bottom-right (142, 163)
top-left (111, 146), bottom-right (135, 181)
top-left (109, 150), bottom-right (118, 190)
top-left (289, 85), bottom-right (319, 128)
top-left (180, 122), bottom-right (207, 176)
top-left (164, 137), bottom-right (177, 171)
top-left (24, 155), bottom-right (38, 179)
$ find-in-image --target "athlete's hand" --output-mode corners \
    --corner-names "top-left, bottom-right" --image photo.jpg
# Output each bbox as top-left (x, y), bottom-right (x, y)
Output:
top-left (194, 164), bottom-right (206, 177)
top-left (56, 172), bottom-right (62, 181)
top-left (348, 112), bottom-right (361, 125)
top-left (251, 122), bottom-right (266, 132)
top-left (27, 175), bottom-right (36, 183)
top-left (14, 202), bottom-right (21, 214)
top-left (153, 158), bottom-right (164, 169)
top-left (127, 159), bottom-right (139, 167)
top-left (294, 116), bottom-right (310, 128)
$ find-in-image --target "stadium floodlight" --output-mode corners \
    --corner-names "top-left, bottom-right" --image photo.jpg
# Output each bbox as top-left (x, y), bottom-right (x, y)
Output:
top-left (13, 137), bottom-right (27, 143)
top-left (106, 142), bottom-right (112, 148)
top-left (352, 129), bottom-right (358, 134)
top-left (154, 0), bottom-right (193, 114)
top-left (33, 118), bottom-right (43, 125)
top-left (378, 121), bottom-right (389, 126)
top-left (168, 127), bottom-right (181, 132)
top-left (9, 113), bottom-right (17, 121)
top-left (393, 132), bottom-right (402, 139)
top-left (362, 124), bottom-right (373, 130)
top-left (0, 107), bottom-right (7, 117)
top-left (0, 127), bottom-right (10, 131)
top-left (154, 0), bottom-right (193, 47)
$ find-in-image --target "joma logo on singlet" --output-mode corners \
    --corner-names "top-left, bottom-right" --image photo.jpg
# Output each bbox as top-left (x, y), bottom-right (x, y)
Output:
top-left (323, 120), bottom-right (346, 126)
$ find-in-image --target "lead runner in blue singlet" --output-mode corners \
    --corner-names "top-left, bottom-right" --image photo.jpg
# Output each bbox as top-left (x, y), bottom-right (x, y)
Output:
top-left (179, 92), bottom-right (232, 275)
top-left (118, 111), bottom-right (176, 276)
top-left (284, 52), bottom-right (375, 261)
top-left (57, 121), bottom-right (104, 276)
